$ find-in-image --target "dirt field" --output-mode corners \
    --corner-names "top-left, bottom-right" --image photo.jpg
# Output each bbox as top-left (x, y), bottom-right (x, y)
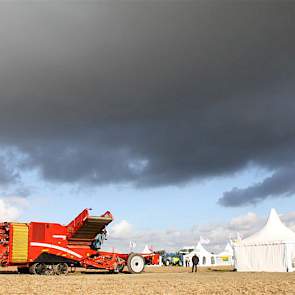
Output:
top-left (0, 266), bottom-right (294, 295)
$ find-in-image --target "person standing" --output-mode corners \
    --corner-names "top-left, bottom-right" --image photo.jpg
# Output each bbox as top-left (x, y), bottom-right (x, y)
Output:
top-left (191, 254), bottom-right (199, 272)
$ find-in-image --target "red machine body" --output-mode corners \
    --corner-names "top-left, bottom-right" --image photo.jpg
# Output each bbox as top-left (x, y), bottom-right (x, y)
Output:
top-left (0, 209), bottom-right (159, 274)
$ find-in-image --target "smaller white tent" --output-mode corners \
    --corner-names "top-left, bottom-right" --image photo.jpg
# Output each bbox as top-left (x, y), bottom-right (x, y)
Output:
top-left (183, 242), bottom-right (215, 267)
top-left (142, 245), bottom-right (153, 254)
top-left (234, 208), bottom-right (295, 272)
top-left (216, 243), bottom-right (234, 266)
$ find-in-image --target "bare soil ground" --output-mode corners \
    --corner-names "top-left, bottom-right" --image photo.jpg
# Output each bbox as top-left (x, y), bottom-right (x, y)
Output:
top-left (0, 266), bottom-right (294, 295)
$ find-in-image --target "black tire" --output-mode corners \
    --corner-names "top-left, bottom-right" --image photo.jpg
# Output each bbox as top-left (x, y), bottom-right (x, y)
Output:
top-left (35, 263), bottom-right (46, 275)
top-left (29, 263), bottom-right (40, 275)
top-left (44, 265), bottom-right (54, 275)
top-left (127, 253), bottom-right (145, 274)
top-left (53, 263), bottom-right (69, 275)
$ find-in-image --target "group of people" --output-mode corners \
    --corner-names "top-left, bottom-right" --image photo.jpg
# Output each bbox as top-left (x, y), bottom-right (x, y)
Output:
top-left (185, 254), bottom-right (199, 272)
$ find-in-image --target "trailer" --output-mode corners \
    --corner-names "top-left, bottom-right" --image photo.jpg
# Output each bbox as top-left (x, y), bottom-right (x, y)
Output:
top-left (0, 208), bottom-right (159, 275)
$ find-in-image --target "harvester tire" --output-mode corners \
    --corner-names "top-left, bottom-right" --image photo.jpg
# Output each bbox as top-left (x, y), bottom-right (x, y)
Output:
top-left (127, 253), bottom-right (145, 274)
top-left (29, 263), bottom-right (39, 275)
top-left (53, 263), bottom-right (69, 275)
top-left (44, 264), bottom-right (54, 275)
top-left (35, 263), bottom-right (46, 275)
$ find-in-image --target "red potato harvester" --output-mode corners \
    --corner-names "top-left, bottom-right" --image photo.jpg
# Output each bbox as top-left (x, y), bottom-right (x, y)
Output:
top-left (0, 209), bottom-right (159, 275)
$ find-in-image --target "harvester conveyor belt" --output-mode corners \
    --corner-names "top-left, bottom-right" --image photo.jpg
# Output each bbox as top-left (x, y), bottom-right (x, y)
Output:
top-left (69, 216), bottom-right (112, 241)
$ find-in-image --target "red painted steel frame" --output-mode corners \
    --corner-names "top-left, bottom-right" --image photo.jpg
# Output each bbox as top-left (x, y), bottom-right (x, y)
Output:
top-left (0, 209), bottom-right (158, 271)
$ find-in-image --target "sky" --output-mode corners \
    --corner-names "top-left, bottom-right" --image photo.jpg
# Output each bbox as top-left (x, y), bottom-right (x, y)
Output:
top-left (0, 1), bottom-right (295, 253)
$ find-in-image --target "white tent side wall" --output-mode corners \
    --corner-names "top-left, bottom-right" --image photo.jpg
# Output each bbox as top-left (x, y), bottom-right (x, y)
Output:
top-left (183, 252), bottom-right (215, 267)
top-left (215, 254), bottom-right (233, 266)
top-left (234, 243), bottom-right (288, 272)
top-left (183, 243), bottom-right (216, 267)
top-left (286, 243), bottom-right (295, 271)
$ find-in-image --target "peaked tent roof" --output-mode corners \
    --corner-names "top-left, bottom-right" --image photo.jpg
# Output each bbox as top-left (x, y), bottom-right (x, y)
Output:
top-left (183, 242), bottom-right (213, 257)
top-left (225, 243), bottom-right (233, 254)
top-left (218, 242), bottom-right (233, 256)
top-left (192, 242), bottom-right (212, 256)
top-left (241, 208), bottom-right (295, 244)
top-left (142, 245), bottom-right (153, 254)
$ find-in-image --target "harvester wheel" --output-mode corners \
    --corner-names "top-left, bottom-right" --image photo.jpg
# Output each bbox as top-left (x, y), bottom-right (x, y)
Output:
top-left (127, 253), bottom-right (145, 274)
top-left (35, 263), bottom-right (46, 275)
top-left (54, 263), bottom-right (69, 275)
top-left (29, 263), bottom-right (40, 275)
top-left (44, 264), bottom-right (54, 275)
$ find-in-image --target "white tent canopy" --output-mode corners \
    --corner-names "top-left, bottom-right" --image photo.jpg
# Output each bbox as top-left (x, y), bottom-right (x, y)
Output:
top-left (216, 243), bottom-right (234, 266)
top-left (142, 245), bottom-right (153, 254)
top-left (218, 243), bottom-right (233, 256)
top-left (183, 242), bottom-right (216, 267)
top-left (242, 209), bottom-right (295, 243)
top-left (234, 208), bottom-right (295, 272)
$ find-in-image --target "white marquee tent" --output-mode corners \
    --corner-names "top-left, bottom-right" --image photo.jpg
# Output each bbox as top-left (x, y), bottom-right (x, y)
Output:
top-left (233, 208), bottom-right (295, 272)
top-left (142, 245), bottom-right (153, 254)
top-left (183, 242), bottom-right (215, 267)
top-left (216, 243), bottom-right (234, 266)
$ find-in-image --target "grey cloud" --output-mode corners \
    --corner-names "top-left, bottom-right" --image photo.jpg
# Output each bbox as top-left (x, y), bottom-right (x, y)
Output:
top-left (0, 154), bottom-right (19, 186)
top-left (0, 148), bottom-right (30, 193)
top-left (218, 166), bottom-right (295, 207)
top-left (0, 2), bottom-right (295, 199)
top-left (0, 163), bottom-right (14, 185)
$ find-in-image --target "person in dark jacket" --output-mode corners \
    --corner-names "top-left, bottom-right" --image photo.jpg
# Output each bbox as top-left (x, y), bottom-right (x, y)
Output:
top-left (191, 255), bottom-right (199, 272)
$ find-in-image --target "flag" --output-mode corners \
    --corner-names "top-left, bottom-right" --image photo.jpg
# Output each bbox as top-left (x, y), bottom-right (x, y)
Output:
top-left (199, 236), bottom-right (210, 244)
top-left (129, 241), bottom-right (136, 250)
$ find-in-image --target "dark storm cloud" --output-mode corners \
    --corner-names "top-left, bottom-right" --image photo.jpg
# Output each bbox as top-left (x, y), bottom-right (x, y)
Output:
top-left (0, 154), bottom-right (18, 186)
top-left (0, 1), bottom-right (295, 205)
top-left (0, 161), bottom-right (14, 185)
top-left (219, 166), bottom-right (295, 207)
